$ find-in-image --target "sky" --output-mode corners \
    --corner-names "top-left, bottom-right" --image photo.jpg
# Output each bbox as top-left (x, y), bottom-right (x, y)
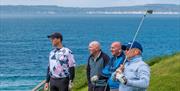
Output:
top-left (0, 0), bottom-right (180, 7)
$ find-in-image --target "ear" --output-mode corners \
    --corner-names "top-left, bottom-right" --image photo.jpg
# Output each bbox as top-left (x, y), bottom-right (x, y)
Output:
top-left (95, 48), bottom-right (99, 51)
top-left (134, 49), bottom-right (140, 55)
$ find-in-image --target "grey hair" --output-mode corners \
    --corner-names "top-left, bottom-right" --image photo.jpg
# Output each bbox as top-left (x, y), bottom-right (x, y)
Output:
top-left (89, 41), bottom-right (101, 49)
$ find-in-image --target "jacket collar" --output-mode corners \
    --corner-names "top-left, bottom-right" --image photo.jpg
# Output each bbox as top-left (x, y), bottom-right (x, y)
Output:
top-left (90, 51), bottom-right (103, 62)
top-left (113, 51), bottom-right (124, 59)
top-left (128, 55), bottom-right (142, 63)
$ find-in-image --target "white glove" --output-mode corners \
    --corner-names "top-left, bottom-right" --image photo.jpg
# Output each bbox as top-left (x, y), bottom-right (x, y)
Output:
top-left (115, 73), bottom-right (127, 84)
top-left (91, 75), bottom-right (98, 82)
top-left (68, 80), bottom-right (73, 90)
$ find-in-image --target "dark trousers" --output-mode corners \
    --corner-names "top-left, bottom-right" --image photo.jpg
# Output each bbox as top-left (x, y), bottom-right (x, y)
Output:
top-left (50, 77), bottom-right (69, 91)
top-left (88, 84), bottom-right (110, 91)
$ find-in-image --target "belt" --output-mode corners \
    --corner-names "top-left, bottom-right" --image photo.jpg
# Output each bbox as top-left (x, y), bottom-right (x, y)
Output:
top-left (50, 77), bottom-right (69, 80)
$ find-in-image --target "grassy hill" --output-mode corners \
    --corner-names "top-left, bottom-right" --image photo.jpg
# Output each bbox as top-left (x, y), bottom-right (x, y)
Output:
top-left (73, 52), bottom-right (180, 91)
top-left (38, 52), bottom-right (180, 91)
top-left (147, 52), bottom-right (180, 91)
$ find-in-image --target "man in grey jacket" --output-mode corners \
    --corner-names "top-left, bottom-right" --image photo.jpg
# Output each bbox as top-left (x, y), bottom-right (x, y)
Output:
top-left (115, 41), bottom-right (150, 91)
top-left (87, 41), bottom-right (110, 91)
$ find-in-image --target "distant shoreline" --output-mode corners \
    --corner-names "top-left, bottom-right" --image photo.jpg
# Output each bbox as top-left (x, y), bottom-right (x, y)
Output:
top-left (1, 4), bottom-right (180, 17)
top-left (1, 14), bottom-right (180, 18)
top-left (86, 11), bottom-right (180, 15)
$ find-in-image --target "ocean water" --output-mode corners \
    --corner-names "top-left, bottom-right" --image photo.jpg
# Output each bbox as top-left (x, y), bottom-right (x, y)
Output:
top-left (0, 15), bottom-right (180, 90)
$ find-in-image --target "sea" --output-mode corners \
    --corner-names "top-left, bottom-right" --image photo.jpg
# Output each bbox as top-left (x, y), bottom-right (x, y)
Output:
top-left (0, 14), bottom-right (180, 90)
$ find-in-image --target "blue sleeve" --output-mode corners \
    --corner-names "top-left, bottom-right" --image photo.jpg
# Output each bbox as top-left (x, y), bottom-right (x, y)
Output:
top-left (102, 58), bottom-right (112, 77)
top-left (102, 64), bottom-right (111, 77)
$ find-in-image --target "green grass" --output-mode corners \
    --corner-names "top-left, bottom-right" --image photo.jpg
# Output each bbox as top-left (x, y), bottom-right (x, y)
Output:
top-left (38, 52), bottom-right (180, 91)
top-left (147, 52), bottom-right (180, 91)
top-left (72, 65), bottom-right (88, 90)
top-left (76, 53), bottom-right (180, 91)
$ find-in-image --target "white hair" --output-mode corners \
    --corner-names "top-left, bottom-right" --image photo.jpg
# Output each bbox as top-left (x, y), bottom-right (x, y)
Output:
top-left (89, 41), bottom-right (101, 49)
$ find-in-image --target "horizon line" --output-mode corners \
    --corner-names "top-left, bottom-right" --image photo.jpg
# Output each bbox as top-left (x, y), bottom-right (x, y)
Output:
top-left (0, 3), bottom-right (180, 8)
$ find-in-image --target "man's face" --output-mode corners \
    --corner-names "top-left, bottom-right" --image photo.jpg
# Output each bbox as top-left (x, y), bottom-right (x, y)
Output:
top-left (110, 44), bottom-right (121, 56)
top-left (50, 38), bottom-right (60, 46)
top-left (88, 45), bottom-right (98, 55)
top-left (125, 48), bottom-right (138, 59)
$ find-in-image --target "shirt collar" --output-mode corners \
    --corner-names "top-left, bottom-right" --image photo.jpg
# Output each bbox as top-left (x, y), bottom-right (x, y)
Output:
top-left (91, 51), bottom-right (102, 62)
top-left (117, 52), bottom-right (124, 58)
top-left (112, 52), bottom-right (124, 59)
top-left (95, 51), bottom-right (102, 61)
top-left (129, 55), bottom-right (142, 63)
top-left (54, 47), bottom-right (63, 53)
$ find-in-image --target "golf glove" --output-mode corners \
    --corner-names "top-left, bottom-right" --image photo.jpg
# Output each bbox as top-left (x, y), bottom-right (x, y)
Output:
top-left (68, 80), bottom-right (73, 90)
top-left (115, 73), bottom-right (127, 84)
top-left (91, 75), bottom-right (98, 82)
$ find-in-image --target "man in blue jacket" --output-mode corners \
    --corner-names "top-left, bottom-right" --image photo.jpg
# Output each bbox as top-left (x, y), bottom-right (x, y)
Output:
top-left (115, 41), bottom-right (150, 91)
top-left (102, 42), bottom-right (125, 91)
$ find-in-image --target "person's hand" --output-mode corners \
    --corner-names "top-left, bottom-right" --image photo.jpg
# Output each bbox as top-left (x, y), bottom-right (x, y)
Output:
top-left (68, 80), bottom-right (73, 90)
top-left (119, 65), bottom-right (124, 72)
top-left (116, 65), bottom-right (124, 73)
top-left (115, 72), bottom-right (127, 84)
top-left (44, 83), bottom-right (49, 91)
top-left (91, 75), bottom-right (98, 82)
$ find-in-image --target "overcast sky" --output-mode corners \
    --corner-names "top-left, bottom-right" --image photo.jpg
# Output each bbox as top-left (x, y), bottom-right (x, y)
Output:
top-left (1, 0), bottom-right (180, 7)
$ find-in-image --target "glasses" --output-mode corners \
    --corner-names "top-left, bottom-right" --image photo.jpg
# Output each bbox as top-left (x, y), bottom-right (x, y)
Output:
top-left (126, 48), bottom-right (129, 51)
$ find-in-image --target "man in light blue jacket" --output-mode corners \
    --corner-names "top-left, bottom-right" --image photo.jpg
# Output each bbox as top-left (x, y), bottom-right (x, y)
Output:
top-left (115, 41), bottom-right (150, 91)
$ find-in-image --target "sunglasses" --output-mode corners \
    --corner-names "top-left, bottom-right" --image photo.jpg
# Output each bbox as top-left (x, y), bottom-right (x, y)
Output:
top-left (126, 48), bottom-right (129, 51)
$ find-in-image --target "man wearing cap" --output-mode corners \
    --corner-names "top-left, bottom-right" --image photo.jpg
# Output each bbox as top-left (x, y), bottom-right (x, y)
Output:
top-left (115, 41), bottom-right (150, 91)
top-left (44, 32), bottom-right (76, 91)
top-left (87, 41), bottom-right (110, 91)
